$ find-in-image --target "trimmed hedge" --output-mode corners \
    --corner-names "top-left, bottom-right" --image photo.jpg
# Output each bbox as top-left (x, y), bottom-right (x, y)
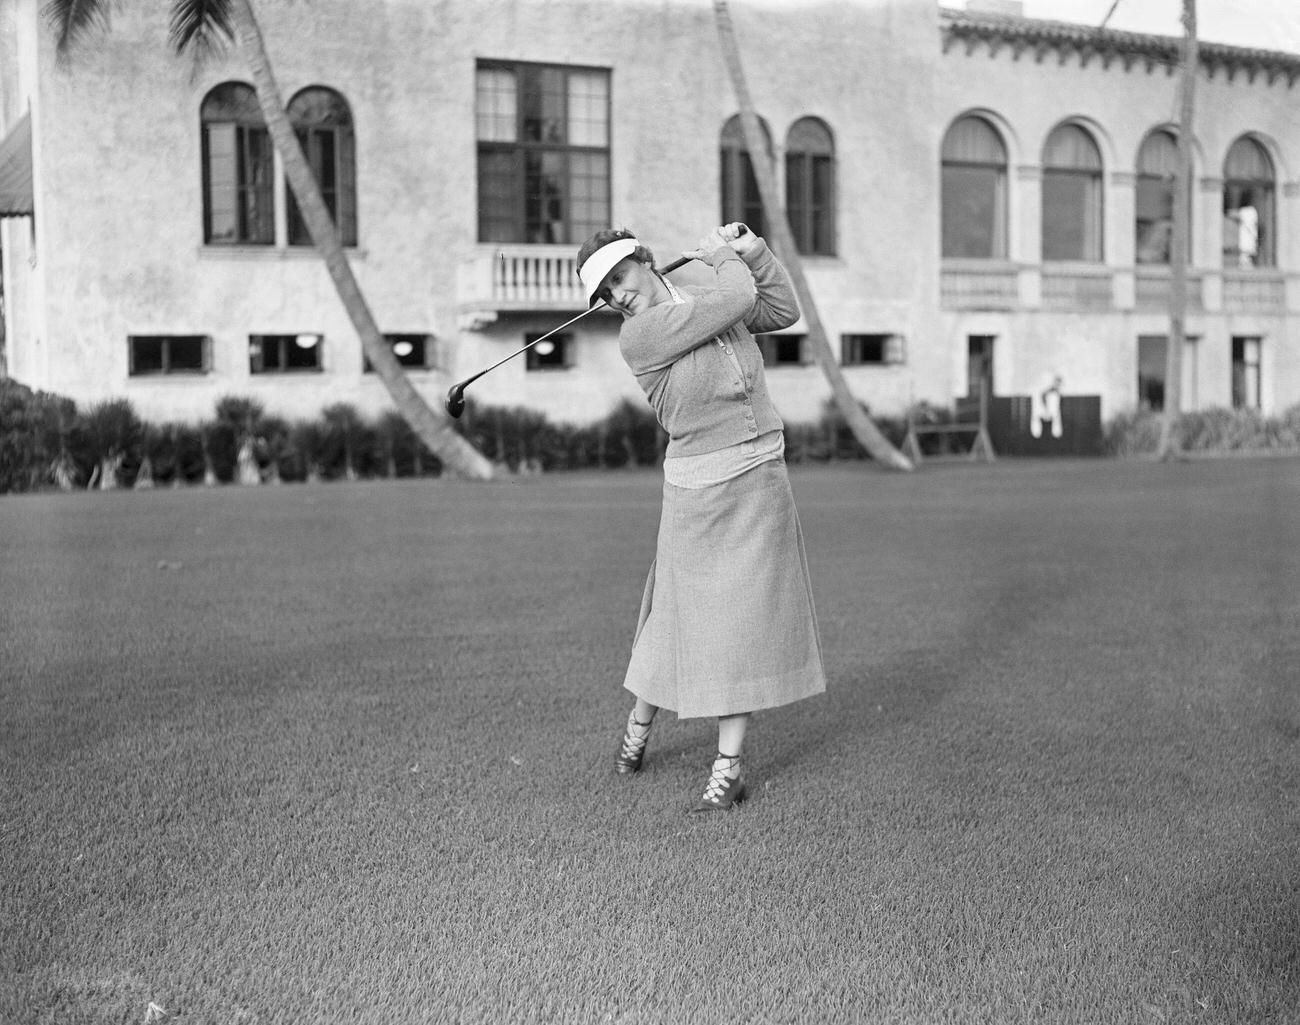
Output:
top-left (0, 383), bottom-right (670, 492)
top-left (1104, 404), bottom-right (1300, 457)
top-left (3, 378), bottom-right (1297, 493)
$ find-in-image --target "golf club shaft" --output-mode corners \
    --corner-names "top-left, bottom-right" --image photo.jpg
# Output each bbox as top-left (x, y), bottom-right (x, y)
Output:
top-left (453, 253), bottom-right (691, 393)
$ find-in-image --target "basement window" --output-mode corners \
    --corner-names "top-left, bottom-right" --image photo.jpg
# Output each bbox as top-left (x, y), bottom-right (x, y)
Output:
top-left (841, 334), bottom-right (905, 366)
top-left (364, 334), bottom-right (435, 372)
top-left (128, 335), bottom-right (210, 376)
top-left (756, 334), bottom-right (806, 368)
top-left (526, 332), bottom-right (571, 371)
top-left (249, 333), bottom-right (323, 373)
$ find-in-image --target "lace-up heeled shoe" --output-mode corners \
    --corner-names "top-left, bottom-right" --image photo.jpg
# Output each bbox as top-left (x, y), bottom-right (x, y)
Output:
top-left (614, 713), bottom-right (653, 775)
top-left (691, 753), bottom-right (746, 812)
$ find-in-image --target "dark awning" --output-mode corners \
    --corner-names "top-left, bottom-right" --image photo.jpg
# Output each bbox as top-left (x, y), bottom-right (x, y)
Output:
top-left (0, 112), bottom-right (33, 217)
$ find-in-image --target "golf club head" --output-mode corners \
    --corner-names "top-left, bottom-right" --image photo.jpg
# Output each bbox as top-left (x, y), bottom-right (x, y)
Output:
top-left (445, 385), bottom-right (466, 420)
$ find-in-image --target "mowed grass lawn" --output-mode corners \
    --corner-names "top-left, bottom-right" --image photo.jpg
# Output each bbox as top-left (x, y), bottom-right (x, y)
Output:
top-left (2, 458), bottom-right (1298, 1025)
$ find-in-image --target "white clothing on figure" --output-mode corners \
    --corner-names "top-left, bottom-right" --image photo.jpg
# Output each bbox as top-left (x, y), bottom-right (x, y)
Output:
top-left (1031, 376), bottom-right (1063, 439)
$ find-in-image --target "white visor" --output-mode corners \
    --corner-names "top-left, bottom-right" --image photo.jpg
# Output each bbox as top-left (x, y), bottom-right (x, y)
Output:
top-left (578, 238), bottom-right (640, 306)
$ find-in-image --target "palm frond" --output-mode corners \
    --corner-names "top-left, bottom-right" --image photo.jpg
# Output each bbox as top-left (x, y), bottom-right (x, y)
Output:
top-left (42, 0), bottom-right (117, 57)
top-left (168, 0), bottom-right (235, 60)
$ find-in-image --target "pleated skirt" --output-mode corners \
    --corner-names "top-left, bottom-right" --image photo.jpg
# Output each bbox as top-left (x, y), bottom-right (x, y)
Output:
top-left (622, 458), bottom-right (827, 718)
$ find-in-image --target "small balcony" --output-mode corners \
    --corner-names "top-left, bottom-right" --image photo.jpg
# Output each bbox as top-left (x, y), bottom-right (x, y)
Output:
top-left (457, 244), bottom-right (589, 328)
top-left (1222, 268), bottom-right (1286, 313)
top-left (1041, 265), bottom-right (1114, 311)
top-left (1135, 267), bottom-right (1205, 311)
top-left (940, 261), bottom-right (1019, 310)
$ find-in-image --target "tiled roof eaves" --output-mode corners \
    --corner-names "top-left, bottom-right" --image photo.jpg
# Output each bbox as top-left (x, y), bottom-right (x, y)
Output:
top-left (939, 7), bottom-right (1300, 86)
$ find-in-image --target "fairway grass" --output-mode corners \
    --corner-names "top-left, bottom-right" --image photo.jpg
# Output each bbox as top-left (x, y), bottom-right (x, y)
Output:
top-left (2, 459), bottom-right (1298, 1024)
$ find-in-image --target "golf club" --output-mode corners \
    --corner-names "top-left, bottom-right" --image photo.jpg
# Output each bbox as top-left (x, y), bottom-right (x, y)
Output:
top-left (444, 229), bottom-right (747, 419)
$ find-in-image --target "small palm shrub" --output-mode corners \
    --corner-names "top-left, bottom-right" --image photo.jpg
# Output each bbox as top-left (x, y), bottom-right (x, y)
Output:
top-left (286, 420), bottom-right (327, 483)
top-left (320, 402), bottom-right (370, 480)
top-left (76, 398), bottom-right (144, 488)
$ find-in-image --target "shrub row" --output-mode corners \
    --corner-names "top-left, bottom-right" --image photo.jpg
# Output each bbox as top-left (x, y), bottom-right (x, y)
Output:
top-left (0, 381), bottom-right (675, 492)
top-left (3, 378), bottom-right (1296, 493)
top-left (1103, 404), bottom-right (1300, 457)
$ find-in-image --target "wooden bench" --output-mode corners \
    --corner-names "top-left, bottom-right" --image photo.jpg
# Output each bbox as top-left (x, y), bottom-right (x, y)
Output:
top-left (901, 381), bottom-right (996, 464)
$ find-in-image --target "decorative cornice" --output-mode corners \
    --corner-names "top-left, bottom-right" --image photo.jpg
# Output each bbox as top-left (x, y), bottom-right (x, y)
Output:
top-left (940, 8), bottom-right (1300, 88)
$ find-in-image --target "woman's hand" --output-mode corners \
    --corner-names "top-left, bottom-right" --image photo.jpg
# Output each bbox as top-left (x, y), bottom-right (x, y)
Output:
top-left (719, 222), bottom-right (757, 254)
top-left (682, 223), bottom-right (756, 262)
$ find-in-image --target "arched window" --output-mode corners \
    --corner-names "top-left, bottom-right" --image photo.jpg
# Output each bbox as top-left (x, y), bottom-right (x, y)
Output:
top-left (720, 114), bottom-right (773, 238)
top-left (201, 82), bottom-right (273, 245)
top-left (1223, 137), bottom-right (1275, 268)
top-left (941, 115), bottom-right (1007, 259)
top-left (1135, 129), bottom-right (1184, 265)
top-left (785, 118), bottom-right (835, 255)
top-left (1042, 124), bottom-right (1103, 262)
top-left (286, 87), bottom-right (357, 247)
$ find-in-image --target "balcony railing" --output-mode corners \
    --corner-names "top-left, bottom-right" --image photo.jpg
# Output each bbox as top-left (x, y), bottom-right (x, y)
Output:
top-left (457, 245), bottom-right (587, 323)
top-left (940, 262), bottom-right (1019, 310)
top-left (1041, 266), bottom-right (1114, 311)
top-left (1135, 267), bottom-right (1204, 311)
top-left (1222, 269), bottom-right (1286, 312)
top-left (461, 251), bottom-right (1293, 324)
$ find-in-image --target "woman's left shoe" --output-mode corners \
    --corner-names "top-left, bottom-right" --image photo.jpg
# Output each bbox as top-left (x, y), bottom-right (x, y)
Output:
top-left (691, 753), bottom-right (746, 812)
top-left (614, 712), bottom-right (654, 775)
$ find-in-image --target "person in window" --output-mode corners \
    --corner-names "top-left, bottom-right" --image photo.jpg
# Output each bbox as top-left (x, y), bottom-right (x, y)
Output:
top-left (575, 222), bottom-right (827, 812)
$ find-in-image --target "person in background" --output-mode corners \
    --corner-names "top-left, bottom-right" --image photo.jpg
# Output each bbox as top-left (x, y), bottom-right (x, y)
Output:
top-left (575, 222), bottom-right (827, 812)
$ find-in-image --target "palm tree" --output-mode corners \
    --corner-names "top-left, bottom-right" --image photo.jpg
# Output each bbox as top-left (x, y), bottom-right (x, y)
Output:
top-left (1156, 0), bottom-right (1197, 461)
top-left (712, 0), bottom-right (913, 471)
top-left (45, 0), bottom-right (495, 479)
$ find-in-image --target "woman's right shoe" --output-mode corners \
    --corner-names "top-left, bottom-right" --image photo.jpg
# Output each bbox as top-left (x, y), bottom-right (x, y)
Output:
top-left (690, 753), bottom-right (746, 812)
top-left (614, 714), bottom-right (653, 775)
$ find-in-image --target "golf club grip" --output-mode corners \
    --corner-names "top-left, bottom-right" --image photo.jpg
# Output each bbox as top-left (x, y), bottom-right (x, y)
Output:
top-left (663, 224), bottom-right (749, 274)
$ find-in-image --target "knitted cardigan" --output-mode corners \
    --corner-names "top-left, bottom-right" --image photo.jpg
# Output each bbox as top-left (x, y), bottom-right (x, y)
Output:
top-left (618, 239), bottom-right (800, 459)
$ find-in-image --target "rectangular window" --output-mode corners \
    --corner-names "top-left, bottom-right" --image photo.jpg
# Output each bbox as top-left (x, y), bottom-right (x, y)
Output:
top-left (841, 334), bottom-right (905, 366)
top-left (1042, 170), bottom-right (1102, 262)
top-left (721, 148), bottom-right (765, 238)
top-left (363, 334), bottom-right (436, 372)
top-left (942, 165), bottom-right (1006, 259)
top-left (1137, 334), bottom-right (1200, 411)
top-left (129, 335), bottom-right (210, 376)
top-left (967, 335), bottom-right (995, 397)
top-left (202, 123), bottom-right (274, 244)
top-left (1137, 335), bottom-right (1166, 409)
top-left (287, 127), bottom-right (358, 247)
top-left (476, 62), bottom-right (610, 244)
top-left (786, 155), bottom-right (834, 255)
top-left (1232, 336), bottom-right (1261, 409)
top-left (756, 334), bottom-right (806, 368)
top-left (1223, 186), bottom-right (1273, 268)
top-left (1135, 175), bottom-right (1183, 264)
top-left (525, 332), bottom-right (571, 371)
top-left (249, 334), bottom-right (323, 373)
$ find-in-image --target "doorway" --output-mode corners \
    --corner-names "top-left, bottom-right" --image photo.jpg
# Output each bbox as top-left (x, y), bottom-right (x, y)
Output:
top-left (967, 335), bottom-right (995, 398)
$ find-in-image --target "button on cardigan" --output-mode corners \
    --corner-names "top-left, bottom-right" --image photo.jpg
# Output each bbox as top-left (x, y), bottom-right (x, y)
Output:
top-left (618, 239), bottom-right (800, 459)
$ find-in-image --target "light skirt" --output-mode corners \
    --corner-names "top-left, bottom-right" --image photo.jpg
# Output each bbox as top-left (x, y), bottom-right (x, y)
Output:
top-left (622, 458), bottom-right (827, 719)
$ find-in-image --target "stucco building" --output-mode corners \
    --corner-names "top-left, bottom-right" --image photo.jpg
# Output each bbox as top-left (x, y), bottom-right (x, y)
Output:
top-left (1, 0), bottom-right (1297, 432)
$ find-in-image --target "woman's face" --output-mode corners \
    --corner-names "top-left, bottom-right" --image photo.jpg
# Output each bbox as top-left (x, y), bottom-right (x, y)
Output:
top-left (596, 258), bottom-right (668, 318)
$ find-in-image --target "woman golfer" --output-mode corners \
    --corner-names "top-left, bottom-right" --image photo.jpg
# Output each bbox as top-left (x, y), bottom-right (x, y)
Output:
top-left (576, 222), bottom-right (826, 812)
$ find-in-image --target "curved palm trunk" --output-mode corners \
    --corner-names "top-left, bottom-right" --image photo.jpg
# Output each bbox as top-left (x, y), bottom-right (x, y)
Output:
top-left (1156, 0), bottom-right (1197, 461)
top-left (712, 0), bottom-right (912, 471)
top-left (228, 0), bottom-right (494, 480)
